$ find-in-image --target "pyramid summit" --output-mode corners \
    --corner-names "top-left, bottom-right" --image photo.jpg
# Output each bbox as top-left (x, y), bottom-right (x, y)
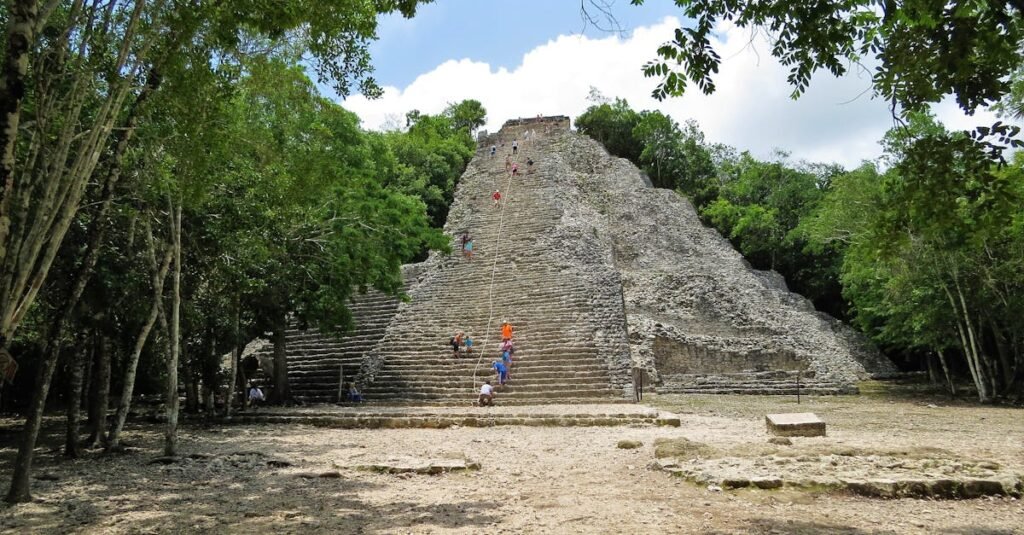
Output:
top-left (276, 116), bottom-right (895, 404)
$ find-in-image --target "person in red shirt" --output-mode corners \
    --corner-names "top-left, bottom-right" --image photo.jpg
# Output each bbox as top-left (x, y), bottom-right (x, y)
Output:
top-left (492, 190), bottom-right (502, 207)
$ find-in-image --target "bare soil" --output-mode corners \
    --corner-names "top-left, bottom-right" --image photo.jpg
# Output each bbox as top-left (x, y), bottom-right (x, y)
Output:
top-left (1, 384), bottom-right (1022, 534)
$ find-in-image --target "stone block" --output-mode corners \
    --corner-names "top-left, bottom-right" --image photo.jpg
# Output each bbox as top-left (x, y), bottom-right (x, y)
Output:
top-left (765, 413), bottom-right (826, 437)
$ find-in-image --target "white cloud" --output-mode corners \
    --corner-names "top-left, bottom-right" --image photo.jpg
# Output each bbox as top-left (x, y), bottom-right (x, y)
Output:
top-left (343, 17), bottom-right (998, 168)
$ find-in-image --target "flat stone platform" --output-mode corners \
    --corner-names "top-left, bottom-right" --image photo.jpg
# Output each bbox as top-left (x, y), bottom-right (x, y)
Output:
top-left (766, 412), bottom-right (826, 437)
top-left (225, 403), bottom-right (681, 429)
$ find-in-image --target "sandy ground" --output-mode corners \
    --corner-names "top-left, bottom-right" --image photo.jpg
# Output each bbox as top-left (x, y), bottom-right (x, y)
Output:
top-left (0, 388), bottom-right (1022, 534)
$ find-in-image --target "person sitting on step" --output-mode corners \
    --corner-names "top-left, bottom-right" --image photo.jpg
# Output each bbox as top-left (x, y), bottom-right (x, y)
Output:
top-left (346, 383), bottom-right (363, 403)
top-left (247, 382), bottom-right (265, 407)
top-left (478, 380), bottom-right (495, 406)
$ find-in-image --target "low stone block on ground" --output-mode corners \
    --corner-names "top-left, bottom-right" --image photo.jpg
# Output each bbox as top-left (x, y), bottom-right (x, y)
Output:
top-left (345, 457), bottom-right (481, 475)
top-left (766, 413), bottom-right (825, 437)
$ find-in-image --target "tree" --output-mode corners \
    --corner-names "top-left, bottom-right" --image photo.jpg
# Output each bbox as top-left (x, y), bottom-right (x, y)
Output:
top-left (2, 0), bottom-right (434, 504)
top-left (803, 113), bottom-right (1024, 402)
top-left (574, 98), bottom-right (642, 163)
top-left (444, 99), bottom-right (487, 134)
top-left (630, 0), bottom-right (1024, 115)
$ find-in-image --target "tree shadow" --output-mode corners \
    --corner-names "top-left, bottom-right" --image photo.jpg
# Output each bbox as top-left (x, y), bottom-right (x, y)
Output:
top-left (0, 420), bottom-right (502, 533)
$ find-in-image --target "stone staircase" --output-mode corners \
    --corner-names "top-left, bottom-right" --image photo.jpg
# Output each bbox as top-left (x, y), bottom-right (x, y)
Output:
top-left (253, 287), bottom-right (406, 404)
top-left (356, 132), bottom-right (632, 404)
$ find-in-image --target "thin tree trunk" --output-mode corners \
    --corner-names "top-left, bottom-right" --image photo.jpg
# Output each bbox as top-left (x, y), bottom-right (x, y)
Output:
top-left (945, 283), bottom-right (990, 403)
top-left (64, 341), bottom-right (89, 458)
top-left (182, 353), bottom-right (198, 413)
top-left (164, 201), bottom-right (181, 457)
top-left (272, 313), bottom-right (290, 404)
top-left (0, 0), bottom-right (40, 260)
top-left (935, 348), bottom-right (957, 397)
top-left (107, 235), bottom-right (173, 450)
top-left (224, 294), bottom-right (240, 417)
top-left (86, 333), bottom-right (110, 448)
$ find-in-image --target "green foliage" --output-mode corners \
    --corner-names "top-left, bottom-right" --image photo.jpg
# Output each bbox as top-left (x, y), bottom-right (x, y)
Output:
top-left (575, 98), bottom-right (643, 162)
top-left (632, 0), bottom-right (1024, 116)
top-left (803, 116), bottom-right (1024, 400)
top-left (375, 109), bottom-right (477, 228)
top-left (444, 99), bottom-right (488, 134)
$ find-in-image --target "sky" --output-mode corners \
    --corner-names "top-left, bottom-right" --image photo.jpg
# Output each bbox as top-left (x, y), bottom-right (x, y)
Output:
top-left (338, 0), bottom-right (997, 168)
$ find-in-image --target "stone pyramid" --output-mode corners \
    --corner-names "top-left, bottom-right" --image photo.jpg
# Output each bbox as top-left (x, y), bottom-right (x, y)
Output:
top-left (278, 116), bottom-right (895, 404)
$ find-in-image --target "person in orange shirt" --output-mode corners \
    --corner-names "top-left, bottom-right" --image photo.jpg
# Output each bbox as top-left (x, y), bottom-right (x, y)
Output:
top-left (501, 321), bottom-right (513, 341)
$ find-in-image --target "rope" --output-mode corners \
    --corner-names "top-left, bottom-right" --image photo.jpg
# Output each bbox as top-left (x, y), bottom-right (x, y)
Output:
top-left (470, 137), bottom-right (522, 397)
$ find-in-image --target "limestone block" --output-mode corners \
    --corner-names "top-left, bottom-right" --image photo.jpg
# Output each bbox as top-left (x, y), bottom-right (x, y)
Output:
top-left (765, 413), bottom-right (826, 437)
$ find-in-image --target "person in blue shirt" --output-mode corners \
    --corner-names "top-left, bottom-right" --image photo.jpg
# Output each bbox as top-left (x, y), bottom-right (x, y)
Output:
top-left (492, 360), bottom-right (508, 386)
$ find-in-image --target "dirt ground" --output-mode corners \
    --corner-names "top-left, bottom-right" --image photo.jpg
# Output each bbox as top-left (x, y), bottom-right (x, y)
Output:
top-left (1, 385), bottom-right (1022, 534)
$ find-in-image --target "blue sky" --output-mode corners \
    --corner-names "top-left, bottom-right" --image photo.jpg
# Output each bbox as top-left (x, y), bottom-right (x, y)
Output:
top-left (341, 1), bottom-right (995, 167)
top-left (368, 0), bottom-right (683, 88)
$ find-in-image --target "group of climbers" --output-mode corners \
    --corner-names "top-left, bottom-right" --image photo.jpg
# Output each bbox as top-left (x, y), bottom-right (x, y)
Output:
top-left (478, 321), bottom-right (515, 406)
top-left (450, 330), bottom-right (474, 357)
top-left (471, 134), bottom-right (540, 406)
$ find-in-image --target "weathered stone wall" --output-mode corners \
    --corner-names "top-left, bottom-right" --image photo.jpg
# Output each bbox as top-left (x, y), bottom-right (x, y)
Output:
top-left (652, 336), bottom-right (805, 375)
top-left (555, 132), bottom-right (897, 388)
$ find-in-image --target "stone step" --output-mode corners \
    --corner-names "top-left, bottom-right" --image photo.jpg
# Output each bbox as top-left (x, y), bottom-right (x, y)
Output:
top-left (226, 412), bottom-right (679, 428)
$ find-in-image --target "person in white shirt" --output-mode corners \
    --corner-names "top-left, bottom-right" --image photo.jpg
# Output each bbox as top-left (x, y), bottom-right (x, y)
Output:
top-left (247, 382), bottom-right (265, 407)
top-left (478, 381), bottom-right (495, 406)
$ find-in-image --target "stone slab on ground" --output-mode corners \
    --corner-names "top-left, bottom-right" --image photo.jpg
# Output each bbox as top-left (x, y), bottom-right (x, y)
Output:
top-left (651, 455), bottom-right (1024, 500)
top-left (224, 403), bottom-right (682, 429)
top-left (345, 457), bottom-right (481, 475)
top-left (766, 413), bottom-right (825, 437)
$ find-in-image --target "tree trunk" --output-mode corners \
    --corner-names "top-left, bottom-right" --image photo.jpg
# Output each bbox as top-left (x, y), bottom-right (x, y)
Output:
top-left (272, 313), bottom-right (290, 404)
top-left (202, 385), bottom-right (214, 413)
top-left (182, 353), bottom-right (198, 413)
top-left (164, 201), bottom-right (181, 457)
top-left (935, 348), bottom-right (957, 397)
top-left (64, 341), bottom-right (88, 458)
top-left (107, 236), bottom-right (173, 450)
top-left (4, 343), bottom-right (59, 503)
top-left (86, 333), bottom-right (110, 448)
top-left (224, 295), bottom-right (240, 417)
top-left (0, 0), bottom-right (39, 260)
top-left (926, 352), bottom-right (939, 384)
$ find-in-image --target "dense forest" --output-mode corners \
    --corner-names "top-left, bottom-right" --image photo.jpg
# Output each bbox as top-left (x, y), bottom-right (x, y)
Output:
top-left (1, 0), bottom-right (1021, 506)
top-left (0, 0), bottom-right (481, 503)
top-left (575, 94), bottom-right (1024, 404)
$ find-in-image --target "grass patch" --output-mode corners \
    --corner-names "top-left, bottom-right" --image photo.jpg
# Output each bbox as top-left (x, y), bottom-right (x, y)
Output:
top-left (653, 438), bottom-right (718, 459)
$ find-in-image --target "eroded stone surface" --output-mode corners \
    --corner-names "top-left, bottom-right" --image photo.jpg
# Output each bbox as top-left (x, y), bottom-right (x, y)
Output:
top-left (346, 457), bottom-right (481, 475)
top-left (654, 453), bottom-right (1024, 499)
